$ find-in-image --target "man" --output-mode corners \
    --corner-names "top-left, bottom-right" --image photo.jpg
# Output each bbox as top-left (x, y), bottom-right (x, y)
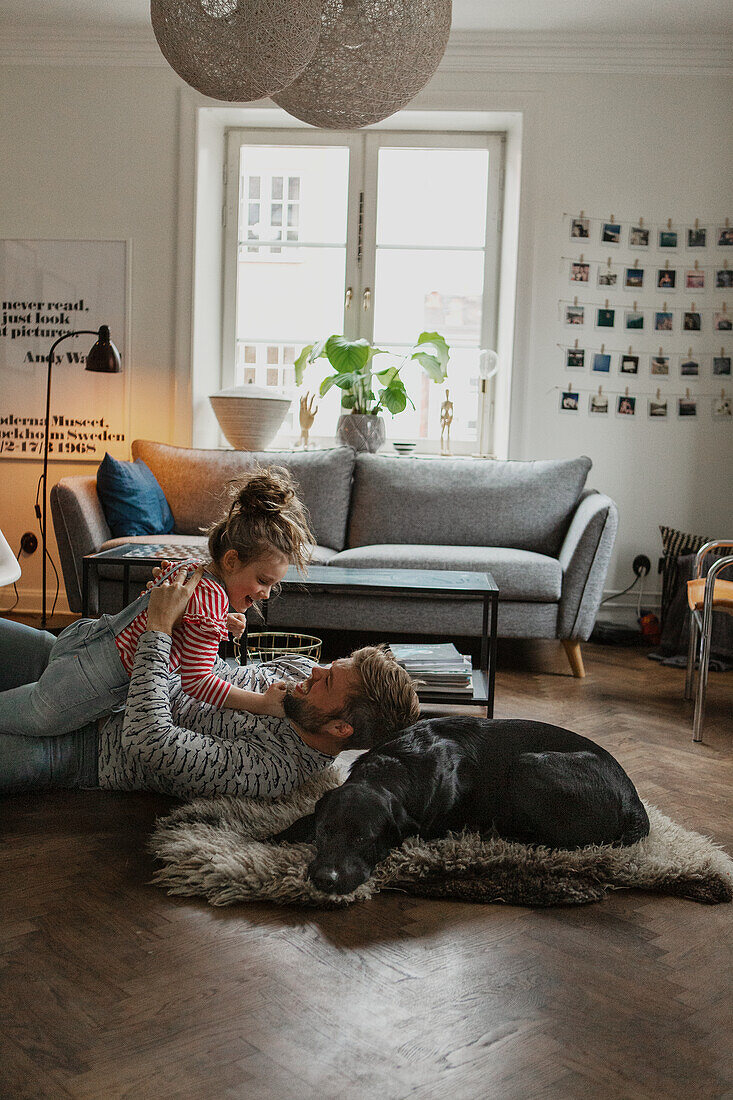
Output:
top-left (0, 570), bottom-right (420, 799)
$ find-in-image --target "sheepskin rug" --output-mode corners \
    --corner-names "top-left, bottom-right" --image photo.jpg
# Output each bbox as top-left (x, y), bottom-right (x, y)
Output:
top-left (150, 768), bottom-right (733, 910)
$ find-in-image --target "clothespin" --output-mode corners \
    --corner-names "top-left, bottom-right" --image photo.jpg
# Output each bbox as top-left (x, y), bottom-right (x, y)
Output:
top-left (600, 343), bottom-right (605, 355)
top-left (722, 346), bottom-right (726, 357)
top-left (723, 302), bottom-right (728, 313)
top-left (605, 299), bottom-right (609, 309)
top-left (579, 252), bottom-right (584, 262)
top-left (688, 346), bottom-right (693, 357)
top-left (694, 259), bottom-right (699, 270)
top-left (628, 345), bottom-right (633, 354)
top-left (598, 385), bottom-right (603, 396)
top-left (610, 214), bottom-right (615, 223)
top-left (691, 301), bottom-right (696, 311)
top-left (607, 257), bottom-right (612, 267)
top-left (724, 260), bottom-right (729, 270)
top-left (667, 218), bottom-right (672, 230)
top-left (659, 346), bottom-right (664, 356)
top-left (639, 217), bottom-right (644, 228)
top-left (634, 300), bottom-right (638, 311)
top-left (580, 210), bottom-right (585, 219)
top-left (633, 259), bottom-right (639, 268)
top-left (665, 259), bottom-right (670, 269)
top-left (695, 218), bottom-right (699, 230)
top-left (574, 338), bottom-right (579, 349)
top-left (726, 218), bottom-right (730, 228)
top-left (656, 388), bottom-right (661, 401)
top-left (624, 386), bottom-right (630, 397)
top-left (663, 301), bottom-right (667, 311)
top-left (685, 387), bottom-right (691, 400)
top-left (573, 296), bottom-right (578, 307)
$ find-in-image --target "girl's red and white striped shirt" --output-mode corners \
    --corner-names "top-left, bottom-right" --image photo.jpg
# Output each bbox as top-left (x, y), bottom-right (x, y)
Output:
top-left (114, 562), bottom-right (232, 708)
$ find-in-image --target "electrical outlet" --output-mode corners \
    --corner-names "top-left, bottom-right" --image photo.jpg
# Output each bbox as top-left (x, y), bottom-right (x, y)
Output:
top-left (633, 554), bottom-right (651, 578)
top-left (20, 531), bottom-right (38, 555)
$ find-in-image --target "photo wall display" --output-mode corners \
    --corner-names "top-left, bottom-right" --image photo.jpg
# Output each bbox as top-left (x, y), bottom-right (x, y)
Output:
top-left (559, 210), bottom-right (732, 422)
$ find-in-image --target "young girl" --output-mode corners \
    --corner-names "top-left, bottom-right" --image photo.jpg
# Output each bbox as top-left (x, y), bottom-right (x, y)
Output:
top-left (0, 465), bottom-right (314, 739)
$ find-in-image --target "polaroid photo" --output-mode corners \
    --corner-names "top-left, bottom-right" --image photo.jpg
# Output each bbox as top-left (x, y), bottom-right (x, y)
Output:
top-left (601, 222), bottom-right (621, 245)
top-left (678, 396), bottom-right (697, 417)
top-left (570, 217), bottom-right (590, 240)
top-left (570, 261), bottom-right (590, 283)
top-left (650, 355), bottom-right (670, 376)
top-left (624, 267), bottom-right (644, 289)
top-left (657, 268), bottom-right (677, 290)
top-left (596, 307), bottom-right (615, 329)
top-left (565, 304), bottom-right (585, 326)
top-left (648, 397), bottom-right (668, 419)
top-left (712, 394), bottom-right (732, 419)
top-left (617, 394), bottom-right (637, 417)
top-left (717, 226), bottom-right (733, 247)
top-left (683, 311), bottom-right (702, 332)
top-left (680, 356), bottom-right (700, 376)
top-left (589, 392), bottom-right (609, 415)
top-left (654, 311), bottom-right (674, 332)
top-left (685, 269), bottom-right (705, 290)
top-left (687, 227), bottom-right (707, 249)
top-left (620, 353), bottom-right (639, 374)
top-left (592, 352), bottom-right (611, 373)
top-left (713, 355), bottom-right (731, 376)
top-left (658, 229), bottom-right (678, 249)
top-left (714, 311), bottom-right (733, 332)
top-left (716, 269), bottom-right (733, 288)
top-left (629, 225), bottom-right (650, 248)
top-left (560, 390), bottom-right (579, 413)
top-left (625, 309), bottom-right (644, 331)
top-left (597, 267), bottom-right (618, 287)
top-left (566, 347), bottom-right (585, 369)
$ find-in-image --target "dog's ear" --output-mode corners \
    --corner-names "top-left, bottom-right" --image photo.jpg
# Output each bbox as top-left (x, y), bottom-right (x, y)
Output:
top-left (274, 812), bottom-right (316, 844)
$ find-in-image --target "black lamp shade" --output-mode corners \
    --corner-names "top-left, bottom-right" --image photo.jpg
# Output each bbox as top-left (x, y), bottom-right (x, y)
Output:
top-left (85, 325), bottom-right (121, 373)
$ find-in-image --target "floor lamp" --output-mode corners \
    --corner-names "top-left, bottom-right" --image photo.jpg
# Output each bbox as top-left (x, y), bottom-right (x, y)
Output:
top-left (39, 326), bottom-right (121, 629)
top-left (475, 349), bottom-right (499, 458)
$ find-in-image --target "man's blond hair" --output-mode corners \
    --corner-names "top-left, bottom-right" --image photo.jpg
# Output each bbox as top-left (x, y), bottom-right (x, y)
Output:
top-left (343, 645), bottom-right (420, 749)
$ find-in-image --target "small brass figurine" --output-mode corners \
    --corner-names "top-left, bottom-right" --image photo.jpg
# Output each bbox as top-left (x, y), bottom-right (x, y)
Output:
top-left (298, 391), bottom-right (318, 449)
top-left (440, 388), bottom-right (454, 455)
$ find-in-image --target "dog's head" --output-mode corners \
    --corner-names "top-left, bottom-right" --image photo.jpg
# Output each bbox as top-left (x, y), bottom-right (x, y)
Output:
top-left (307, 783), bottom-right (416, 896)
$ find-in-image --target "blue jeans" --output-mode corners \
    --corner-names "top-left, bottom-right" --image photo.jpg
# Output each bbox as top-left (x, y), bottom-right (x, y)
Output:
top-left (0, 619), bottom-right (98, 793)
top-left (0, 607), bottom-right (140, 738)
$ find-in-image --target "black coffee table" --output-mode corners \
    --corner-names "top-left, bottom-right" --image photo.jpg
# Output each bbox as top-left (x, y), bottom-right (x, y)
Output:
top-left (82, 549), bottom-right (498, 716)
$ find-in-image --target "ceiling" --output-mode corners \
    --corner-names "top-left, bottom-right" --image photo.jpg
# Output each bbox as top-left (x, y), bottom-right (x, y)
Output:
top-left (1, 0), bottom-right (732, 35)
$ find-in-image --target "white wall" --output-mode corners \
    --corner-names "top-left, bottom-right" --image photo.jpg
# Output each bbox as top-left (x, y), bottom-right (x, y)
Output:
top-left (1, 53), bottom-right (731, 616)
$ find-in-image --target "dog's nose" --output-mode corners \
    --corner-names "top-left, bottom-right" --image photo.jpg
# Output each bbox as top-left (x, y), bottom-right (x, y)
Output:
top-left (311, 866), bottom-right (341, 893)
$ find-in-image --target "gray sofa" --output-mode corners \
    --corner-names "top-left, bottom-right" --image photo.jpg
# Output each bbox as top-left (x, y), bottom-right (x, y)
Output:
top-left (51, 440), bottom-right (618, 676)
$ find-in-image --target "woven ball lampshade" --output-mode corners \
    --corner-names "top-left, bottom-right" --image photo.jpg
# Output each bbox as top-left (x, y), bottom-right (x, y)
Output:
top-left (150, 0), bottom-right (322, 102)
top-left (273, 0), bottom-right (452, 129)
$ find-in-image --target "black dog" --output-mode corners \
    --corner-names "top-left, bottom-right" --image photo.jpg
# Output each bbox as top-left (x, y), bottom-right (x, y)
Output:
top-left (275, 717), bottom-right (650, 896)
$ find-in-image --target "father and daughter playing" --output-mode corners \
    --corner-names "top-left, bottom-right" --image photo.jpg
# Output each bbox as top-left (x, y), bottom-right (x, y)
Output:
top-left (0, 466), bottom-right (419, 798)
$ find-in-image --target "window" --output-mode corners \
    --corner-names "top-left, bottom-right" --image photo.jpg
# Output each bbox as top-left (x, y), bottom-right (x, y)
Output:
top-left (222, 129), bottom-right (504, 451)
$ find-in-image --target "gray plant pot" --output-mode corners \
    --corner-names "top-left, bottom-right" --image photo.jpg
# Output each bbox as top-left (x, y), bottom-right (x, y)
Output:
top-left (337, 413), bottom-right (386, 453)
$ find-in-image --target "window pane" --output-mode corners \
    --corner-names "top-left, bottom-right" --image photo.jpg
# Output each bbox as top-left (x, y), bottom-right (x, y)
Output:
top-left (376, 148), bottom-right (489, 248)
top-left (271, 203), bottom-right (282, 227)
top-left (372, 249), bottom-right (485, 346)
top-left (237, 247), bottom-right (347, 340)
top-left (239, 146), bottom-right (349, 244)
top-left (287, 204), bottom-right (299, 228)
top-left (376, 345), bottom-right (481, 445)
top-left (248, 176), bottom-right (260, 200)
top-left (247, 203), bottom-right (260, 226)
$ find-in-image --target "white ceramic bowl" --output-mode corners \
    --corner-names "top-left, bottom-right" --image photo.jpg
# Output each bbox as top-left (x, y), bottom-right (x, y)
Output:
top-left (209, 385), bottom-right (292, 451)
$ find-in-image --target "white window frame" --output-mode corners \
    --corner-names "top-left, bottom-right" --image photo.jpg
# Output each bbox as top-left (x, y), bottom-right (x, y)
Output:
top-left (222, 127), bottom-right (505, 452)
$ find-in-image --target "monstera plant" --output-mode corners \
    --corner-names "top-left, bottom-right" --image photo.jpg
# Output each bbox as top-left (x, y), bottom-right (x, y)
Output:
top-left (294, 332), bottom-right (450, 452)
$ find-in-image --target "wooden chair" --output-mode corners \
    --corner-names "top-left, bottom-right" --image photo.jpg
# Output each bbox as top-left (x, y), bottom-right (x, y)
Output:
top-left (684, 540), bottom-right (733, 742)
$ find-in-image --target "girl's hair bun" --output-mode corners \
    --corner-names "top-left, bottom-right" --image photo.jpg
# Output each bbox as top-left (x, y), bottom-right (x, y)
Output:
top-left (234, 468), bottom-right (295, 515)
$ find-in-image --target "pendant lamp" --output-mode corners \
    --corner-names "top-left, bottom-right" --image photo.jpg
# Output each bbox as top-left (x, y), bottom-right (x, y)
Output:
top-left (273, 0), bottom-right (452, 129)
top-left (151, 0), bottom-right (322, 102)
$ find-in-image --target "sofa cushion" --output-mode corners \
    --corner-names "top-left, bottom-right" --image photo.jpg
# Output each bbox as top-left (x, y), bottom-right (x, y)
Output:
top-left (346, 454), bottom-right (592, 557)
top-left (96, 453), bottom-right (175, 538)
top-left (331, 544), bottom-right (562, 602)
top-left (131, 442), bottom-right (355, 551)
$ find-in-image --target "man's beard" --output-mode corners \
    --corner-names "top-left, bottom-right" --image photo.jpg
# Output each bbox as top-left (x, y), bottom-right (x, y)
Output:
top-left (283, 689), bottom-right (328, 736)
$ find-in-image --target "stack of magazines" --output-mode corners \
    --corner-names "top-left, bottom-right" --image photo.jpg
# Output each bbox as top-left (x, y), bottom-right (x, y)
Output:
top-left (389, 642), bottom-right (473, 695)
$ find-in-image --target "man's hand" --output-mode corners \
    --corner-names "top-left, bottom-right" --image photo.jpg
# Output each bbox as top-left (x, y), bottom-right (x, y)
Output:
top-left (227, 612), bottom-right (248, 639)
top-left (146, 566), bottom-right (204, 636)
top-left (256, 681), bottom-right (288, 718)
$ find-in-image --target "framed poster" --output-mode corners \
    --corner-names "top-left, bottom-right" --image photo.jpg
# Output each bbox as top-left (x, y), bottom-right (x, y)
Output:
top-left (0, 239), bottom-right (129, 461)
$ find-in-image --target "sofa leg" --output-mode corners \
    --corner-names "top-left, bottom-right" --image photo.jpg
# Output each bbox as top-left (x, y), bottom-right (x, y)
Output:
top-left (562, 640), bottom-right (586, 678)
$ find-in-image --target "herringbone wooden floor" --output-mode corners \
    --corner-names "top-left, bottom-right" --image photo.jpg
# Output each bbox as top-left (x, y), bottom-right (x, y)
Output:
top-left (1, 641), bottom-right (731, 1100)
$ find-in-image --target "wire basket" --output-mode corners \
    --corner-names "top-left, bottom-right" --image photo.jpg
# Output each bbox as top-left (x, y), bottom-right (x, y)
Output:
top-left (234, 631), bottom-right (322, 665)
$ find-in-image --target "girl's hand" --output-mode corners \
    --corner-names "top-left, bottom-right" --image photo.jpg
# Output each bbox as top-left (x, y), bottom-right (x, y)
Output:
top-left (258, 681), bottom-right (288, 718)
top-left (143, 559), bottom-right (173, 594)
top-left (227, 612), bottom-right (248, 640)
top-left (146, 566), bottom-right (204, 635)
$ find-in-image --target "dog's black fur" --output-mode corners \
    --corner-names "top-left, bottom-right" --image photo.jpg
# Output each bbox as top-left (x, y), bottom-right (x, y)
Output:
top-left (274, 717), bottom-right (650, 895)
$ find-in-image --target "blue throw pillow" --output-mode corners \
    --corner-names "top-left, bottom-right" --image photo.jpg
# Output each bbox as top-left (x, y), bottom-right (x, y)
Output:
top-left (96, 453), bottom-right (175, 537)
